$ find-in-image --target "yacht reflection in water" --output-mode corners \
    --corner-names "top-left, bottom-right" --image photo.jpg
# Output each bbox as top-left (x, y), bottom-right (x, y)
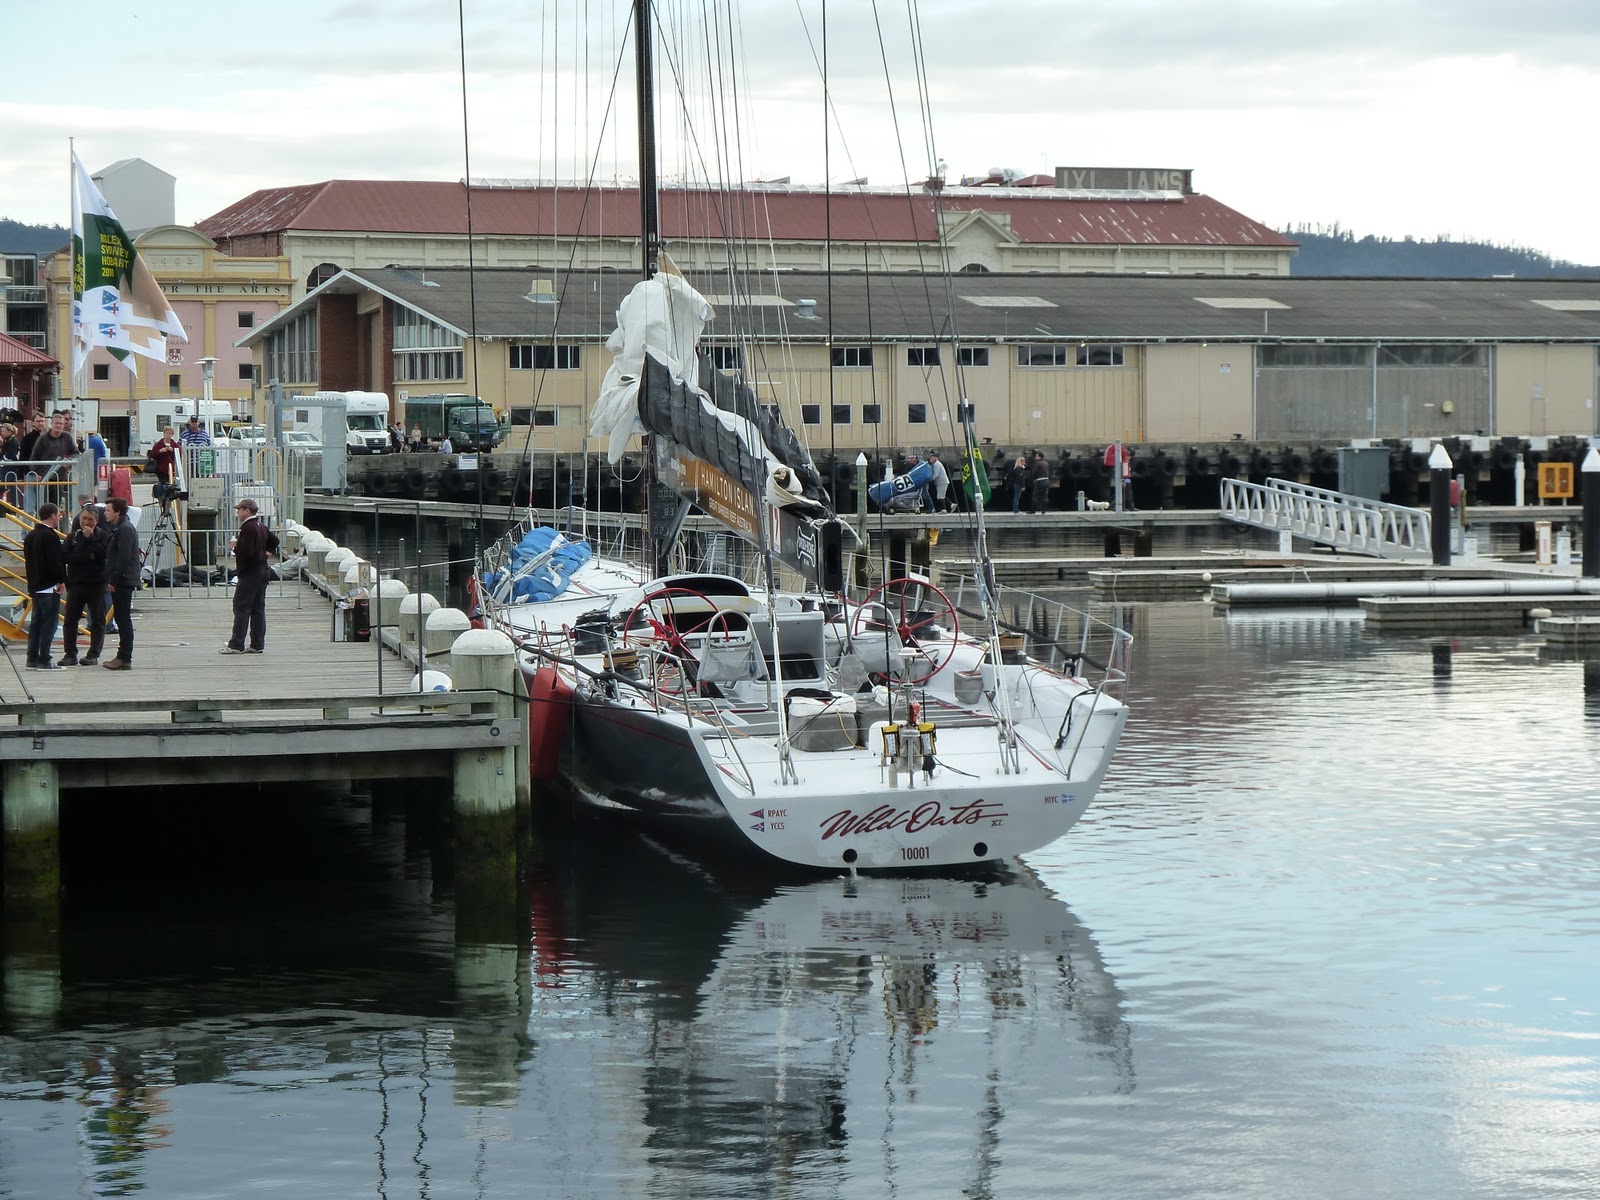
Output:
top-left (0, 812), bottom-right (1131, 1198)
top-left (528, 832), bottom-right (1134, 1193)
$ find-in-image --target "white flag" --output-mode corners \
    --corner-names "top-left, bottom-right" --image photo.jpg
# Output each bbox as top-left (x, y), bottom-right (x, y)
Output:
top-left (71, 152), bottom-right (186, 379)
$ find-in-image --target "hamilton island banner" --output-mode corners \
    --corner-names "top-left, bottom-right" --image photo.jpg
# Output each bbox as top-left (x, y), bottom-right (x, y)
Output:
top-left (71, 151), bottom-right (186, 378)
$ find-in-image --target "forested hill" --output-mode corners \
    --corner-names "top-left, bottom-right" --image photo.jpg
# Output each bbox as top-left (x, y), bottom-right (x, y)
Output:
top-left (0, 219), bottom-right (69, 254)
top-left (1281, 225), bottom-right (1600, 278)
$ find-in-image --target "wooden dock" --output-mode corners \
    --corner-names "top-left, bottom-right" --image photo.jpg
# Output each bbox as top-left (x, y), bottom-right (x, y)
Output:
top-left (1, 576), bottom-right (525, 917)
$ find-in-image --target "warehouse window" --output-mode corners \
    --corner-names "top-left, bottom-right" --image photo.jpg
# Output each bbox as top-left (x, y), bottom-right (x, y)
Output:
top-left (1076, 344), bottom-right (1125, 366)
top-left (1016, 344), bottom-right (1069, 367)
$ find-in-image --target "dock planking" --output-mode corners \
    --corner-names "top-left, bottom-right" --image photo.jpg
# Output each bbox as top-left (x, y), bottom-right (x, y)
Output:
top-left (0, 579), bottom-right (521, 789)
top-left (0, 579), bottom-right (402, 705)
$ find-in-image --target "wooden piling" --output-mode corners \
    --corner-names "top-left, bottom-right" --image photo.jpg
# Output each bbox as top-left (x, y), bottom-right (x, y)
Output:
top-left (3, 761), bottom-right (60, 914)
top-left (449, 629), bottom-right (519, 903)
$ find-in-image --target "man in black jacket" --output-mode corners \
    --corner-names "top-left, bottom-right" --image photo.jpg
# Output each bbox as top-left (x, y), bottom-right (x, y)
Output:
top-left (60, 505), bottom-right (108, 666)
top-left (101, 496), bottom-right (141, 670)
top-left (220, 497), bottom-right (279, 655)
top-left (23, 502), bottom-right (65, 669)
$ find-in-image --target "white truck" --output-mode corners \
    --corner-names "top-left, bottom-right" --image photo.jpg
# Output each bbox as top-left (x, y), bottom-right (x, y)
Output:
top-left (135, 397), bottom-right (235, 450)
top-left (286, 390), bottom-right (393, 454)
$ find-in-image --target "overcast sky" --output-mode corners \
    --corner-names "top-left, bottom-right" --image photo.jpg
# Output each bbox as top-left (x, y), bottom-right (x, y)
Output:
top-left (7, 0), bottom-right (1600, 264)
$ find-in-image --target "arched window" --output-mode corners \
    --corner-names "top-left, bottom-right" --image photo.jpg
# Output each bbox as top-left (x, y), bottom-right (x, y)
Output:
top-left (959, 262), bottom-right (990, 273)
top-left (307, 262), bottom-right (341, 290)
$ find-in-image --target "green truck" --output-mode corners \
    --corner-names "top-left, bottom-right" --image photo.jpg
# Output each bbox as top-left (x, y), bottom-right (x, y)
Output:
top-left (402, 394), bottom-right (506, 451)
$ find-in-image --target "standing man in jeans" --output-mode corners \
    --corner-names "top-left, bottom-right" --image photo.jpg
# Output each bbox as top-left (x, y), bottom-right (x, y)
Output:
top-left (23, 503), bottom-right (65, 669)
top-left (101, 496), bottom-right (140, 670)
top-left (220, 497), bottom-right (279, 655)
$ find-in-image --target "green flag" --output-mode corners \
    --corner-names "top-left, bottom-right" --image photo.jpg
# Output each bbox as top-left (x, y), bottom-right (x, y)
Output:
top-left (71, 151), bottom-right (186, 379)
top-left (958, 408), bottom-right (992, 503)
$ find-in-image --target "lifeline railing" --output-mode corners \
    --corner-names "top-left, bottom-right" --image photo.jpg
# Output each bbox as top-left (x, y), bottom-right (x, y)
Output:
top-left (942, 573), bottom-right (1134, 703)
top-left (1220, 476), bottom-right (1432, 559)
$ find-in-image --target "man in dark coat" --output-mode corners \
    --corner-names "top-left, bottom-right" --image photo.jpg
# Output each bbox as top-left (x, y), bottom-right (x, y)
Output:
top-left (60, 505), bottom-right (109, 665)
top-left (23, 502), bottom-right (66, 669)
top-left (101, 496), bottom-right (141, 670)
top-left (220, 497), bottom-right (279, 655)
top-left (1029, 449), bottom-right (1051, 512)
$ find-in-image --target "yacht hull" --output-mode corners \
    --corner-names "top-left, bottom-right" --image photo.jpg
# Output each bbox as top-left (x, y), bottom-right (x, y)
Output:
top-left (535, 672), bottom-right (1126, 873)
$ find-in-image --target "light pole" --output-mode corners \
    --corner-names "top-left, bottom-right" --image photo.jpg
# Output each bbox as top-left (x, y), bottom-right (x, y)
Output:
top-left (199, 357), bottom-right (217, 432)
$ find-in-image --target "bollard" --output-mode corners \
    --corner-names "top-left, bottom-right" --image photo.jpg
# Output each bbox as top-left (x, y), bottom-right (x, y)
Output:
top-left (304, 535), bottom-right (333, 581)
top-left (342, 559), bottom-right (378, 589)
top-left (398, 592), bottom-right (440, 644)
top-left (449, 629), bottom-right (519, 915)
top-left (1429, 443), bottom-right (1453, 566)
top-left (410, 668), bottom-right (453, 693)
top-left (1583, 448), bottom-right (1600, 577)
top-left (374, 578), bottom-right (410, 627)
top-left (425, 607), bottom-right (472, 656)
top-left (323, 547), bottom-right (355, 585)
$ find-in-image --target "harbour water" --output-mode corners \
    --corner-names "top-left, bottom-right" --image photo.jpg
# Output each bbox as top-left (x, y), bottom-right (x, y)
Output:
top-left (2, 598), bottom-right (1596, 1198)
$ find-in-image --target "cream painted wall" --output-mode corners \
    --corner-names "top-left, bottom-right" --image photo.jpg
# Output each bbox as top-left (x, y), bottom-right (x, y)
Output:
top-left (1144, 344), bottom-right (1254, 440)
top-left (1494, 344), bottom-right (1596, 436)
top-left (1007, 353), bottom-right (1142, 445)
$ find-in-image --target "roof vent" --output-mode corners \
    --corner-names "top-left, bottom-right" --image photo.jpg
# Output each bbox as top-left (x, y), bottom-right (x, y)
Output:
top-left (794, 298), bottom-right (817, 319)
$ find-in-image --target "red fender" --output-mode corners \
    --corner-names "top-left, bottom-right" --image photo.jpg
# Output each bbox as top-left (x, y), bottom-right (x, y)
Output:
top-left (527, 664), bottom-right (574, 782)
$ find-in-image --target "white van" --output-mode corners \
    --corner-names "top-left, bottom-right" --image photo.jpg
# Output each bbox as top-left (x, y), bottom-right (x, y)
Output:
top-left (287, 391), bottom-right (393, 454)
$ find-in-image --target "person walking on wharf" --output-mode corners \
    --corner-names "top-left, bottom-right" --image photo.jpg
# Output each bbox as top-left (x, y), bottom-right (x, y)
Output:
top-left (221, 497), bottom-right (278, 655)
top-left (23, 503), bottom-right (66, 669)
top-left (927, 450), bottom-right (951, 512)
top-left (101, 496), bottom-right (140, 670)
top-left (61, 505), bottom-right (108, 666)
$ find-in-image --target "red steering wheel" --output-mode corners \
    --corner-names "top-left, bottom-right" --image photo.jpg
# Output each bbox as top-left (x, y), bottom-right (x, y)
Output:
top-left (622, 586), bottom-right (722, 695)
top-left (850, 578), bottom-right (959, 684)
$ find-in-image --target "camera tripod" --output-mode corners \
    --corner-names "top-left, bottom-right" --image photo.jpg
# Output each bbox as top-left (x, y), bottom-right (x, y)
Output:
top-left (140, 492), bottom-right (186, 585)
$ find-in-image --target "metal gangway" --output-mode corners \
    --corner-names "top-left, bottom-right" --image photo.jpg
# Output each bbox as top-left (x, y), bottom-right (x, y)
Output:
top-left (1220, 477), bottom-right (1431, 559)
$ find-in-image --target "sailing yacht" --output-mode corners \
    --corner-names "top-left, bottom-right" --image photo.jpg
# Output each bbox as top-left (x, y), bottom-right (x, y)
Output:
top-left (475, 1), bottom-right (1131, 874)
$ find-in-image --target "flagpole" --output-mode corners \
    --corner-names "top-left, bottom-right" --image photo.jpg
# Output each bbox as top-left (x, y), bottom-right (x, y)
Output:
top-left (68, 138), bottom-right (79, 410)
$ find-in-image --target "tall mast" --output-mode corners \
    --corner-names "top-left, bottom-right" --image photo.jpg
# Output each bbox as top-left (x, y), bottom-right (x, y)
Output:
top-left (635, 0), bottom-right (659, 280)
top-left (634, 0), bottom-right (668, 577)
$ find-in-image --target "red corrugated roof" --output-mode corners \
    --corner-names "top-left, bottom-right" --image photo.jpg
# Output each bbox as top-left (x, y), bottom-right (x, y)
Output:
top-left (197, 181), bottom-right (1294, 250)
top-left (0, 332), bottom-right (57, 369)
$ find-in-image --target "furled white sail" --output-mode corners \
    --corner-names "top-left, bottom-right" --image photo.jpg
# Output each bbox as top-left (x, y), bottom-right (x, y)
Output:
top-left (590, 272), bottom-right (715, 463)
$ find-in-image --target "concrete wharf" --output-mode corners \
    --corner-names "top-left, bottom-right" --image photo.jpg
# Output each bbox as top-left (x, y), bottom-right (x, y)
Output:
top-left (0, 571), bottom-right (526, 927)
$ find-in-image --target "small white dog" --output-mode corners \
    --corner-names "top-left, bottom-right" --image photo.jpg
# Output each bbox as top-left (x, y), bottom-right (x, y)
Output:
top-left (1083, 498), bottom-right (1111, 511)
